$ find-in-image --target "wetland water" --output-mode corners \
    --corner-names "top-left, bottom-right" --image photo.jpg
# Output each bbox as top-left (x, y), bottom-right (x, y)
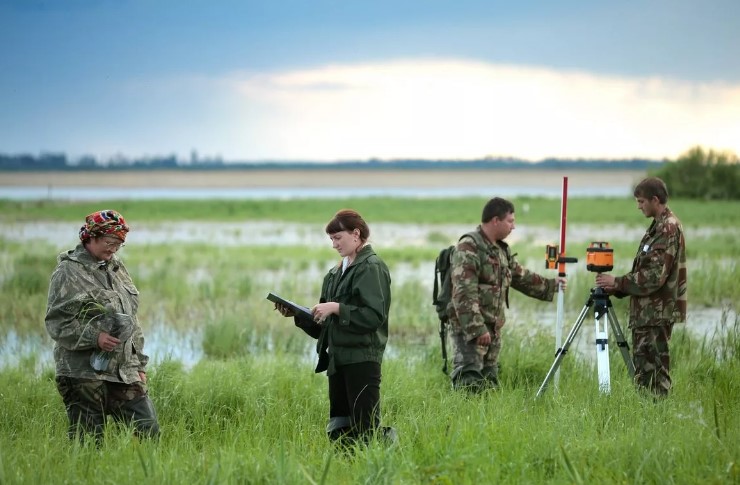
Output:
top-left (1, 220), bottom-right (736, 370)
top-left (0, 185), bottom-right (630, 200)
top-left (3, 220), bottom-right (737, 249)
top-left (0, 168), bottom-right (646, 200)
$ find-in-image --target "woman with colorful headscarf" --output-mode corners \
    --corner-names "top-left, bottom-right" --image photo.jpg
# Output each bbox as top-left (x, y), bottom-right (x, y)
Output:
top-left (45, 209), bottom-right (159, 442)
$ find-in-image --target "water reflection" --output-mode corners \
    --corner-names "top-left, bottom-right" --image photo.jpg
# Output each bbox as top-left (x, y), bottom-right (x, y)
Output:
top-left (2, 307), bottom-right (734, 371)
top-left (1, 220), bottom-right (733, 250)
top-left (0, 185), bottom-right (632, 201)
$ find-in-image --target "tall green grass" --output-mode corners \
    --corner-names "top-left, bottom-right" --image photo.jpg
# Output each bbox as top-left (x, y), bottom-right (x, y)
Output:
top-left (1, 318), bottom-right (738, 484)
top-left (2, 237), bottom-right (736, 338)
top-left (1, 198), bottom-right (738, 483)
top-left (3, 197), bottom-right (740, 227)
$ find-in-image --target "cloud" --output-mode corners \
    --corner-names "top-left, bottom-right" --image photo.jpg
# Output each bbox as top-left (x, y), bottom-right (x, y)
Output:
top-left (230, 58), bottom-right (740, 161)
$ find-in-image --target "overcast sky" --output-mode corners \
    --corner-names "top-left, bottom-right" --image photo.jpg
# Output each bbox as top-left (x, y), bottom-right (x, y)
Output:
top-left (1, 0), bottom-right (738, 162)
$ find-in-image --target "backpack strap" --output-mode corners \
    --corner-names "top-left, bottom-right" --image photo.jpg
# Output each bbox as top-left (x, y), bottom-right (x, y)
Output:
top-left (460, 230), bottom-right (490, 267)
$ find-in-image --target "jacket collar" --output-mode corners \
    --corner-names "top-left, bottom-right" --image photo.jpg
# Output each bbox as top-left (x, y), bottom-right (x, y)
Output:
top-left (648, 206), bottom-right (673, 235)
top-left (656, 206), bottom-right (673, 222)
top-left (329, 244), bottom-right (375, 275)
top-left (61, 243), bottom-right (121, 271)
top-left (476, 225), bottom-right (508, 252)
top-left (352, 244), bottom-right (375, 265)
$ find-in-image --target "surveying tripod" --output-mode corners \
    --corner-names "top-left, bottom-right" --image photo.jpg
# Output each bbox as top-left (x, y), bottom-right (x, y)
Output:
top-left (536, 287), bottom-right (635, 397)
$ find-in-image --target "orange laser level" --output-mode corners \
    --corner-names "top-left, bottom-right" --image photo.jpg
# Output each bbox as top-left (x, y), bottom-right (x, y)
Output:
top-left (586, 241), bottom-right (614, 273)
top-left (545, 244), bottom-right (578, 271)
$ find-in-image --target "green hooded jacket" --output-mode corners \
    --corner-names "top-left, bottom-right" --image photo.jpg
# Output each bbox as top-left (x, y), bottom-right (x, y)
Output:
top-left (45, 244), bottom-right (148, 384)
top-left (296, 245), bottom-right (391, 376)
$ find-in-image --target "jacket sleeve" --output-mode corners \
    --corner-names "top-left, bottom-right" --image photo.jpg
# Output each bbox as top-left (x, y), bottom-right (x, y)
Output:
top-left (614, 227), bottom-right (679, 296)
top-left (450, 239), bottom-right (487, 342)
top-left (45, 263), bottom-right (103, 351)
top-left (132, 323), bottom-right (150, 371)
top-left (509, 256), bottom-right (557, 301)
top-left (336, 262), bottom-right (390, 334)
top-left (294, 314), bottom-right (322, 339)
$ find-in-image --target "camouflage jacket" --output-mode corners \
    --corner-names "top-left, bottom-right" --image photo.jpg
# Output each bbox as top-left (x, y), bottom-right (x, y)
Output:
top-left (614, 207), bottom-right (687, 327)
top-left (447, 227), bottom-right (557, 342)
top-left (45, 244), bottom-right (148, 383)
top-left (295, 245), bottom-right (391, 377)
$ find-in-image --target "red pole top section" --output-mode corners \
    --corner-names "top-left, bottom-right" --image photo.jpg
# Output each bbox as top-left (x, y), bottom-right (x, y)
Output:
top-left (558, 177), bottom-right (568, 275)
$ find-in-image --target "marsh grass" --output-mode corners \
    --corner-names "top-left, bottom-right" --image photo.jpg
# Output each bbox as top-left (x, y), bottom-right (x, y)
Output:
top-left (3, 197), bottom-right (740, 227)
top-left (2, 236), bottom-right (734, 342)
top-left (1, 319), bottom-right (738, 484)
top-left (1, 198), bottom-right (739, 483)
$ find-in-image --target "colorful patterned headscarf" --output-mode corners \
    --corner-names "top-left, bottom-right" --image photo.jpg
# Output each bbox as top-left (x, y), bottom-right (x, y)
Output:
top-left (79, 209), bottom-right (130, 242)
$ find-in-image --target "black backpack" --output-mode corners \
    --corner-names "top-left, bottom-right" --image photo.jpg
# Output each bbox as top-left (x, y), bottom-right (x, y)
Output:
top-left (432, 231), bottom-right (487, 374)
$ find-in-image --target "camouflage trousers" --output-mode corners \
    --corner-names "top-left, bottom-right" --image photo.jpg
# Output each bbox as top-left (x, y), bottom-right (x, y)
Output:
top-left (632, 324), bottom-right (673, 397)
top-left (55, 376), bottom-right (160, 442)
top-left (449, 329), bottom-right (502, 393)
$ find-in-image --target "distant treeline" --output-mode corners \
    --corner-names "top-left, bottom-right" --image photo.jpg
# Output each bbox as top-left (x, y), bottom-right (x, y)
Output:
top-left (0, 152), bottom-right (665, 171)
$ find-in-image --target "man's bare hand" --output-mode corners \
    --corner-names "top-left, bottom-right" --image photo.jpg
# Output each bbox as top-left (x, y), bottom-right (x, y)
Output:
top-left (556, 277), bottom-right (568, 291)
top-left (595, 273), bottom-right (617, 290)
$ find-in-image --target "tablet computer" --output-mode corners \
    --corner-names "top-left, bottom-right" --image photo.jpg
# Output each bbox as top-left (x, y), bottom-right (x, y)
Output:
top-left (266, 292), bottom-right (313, 319)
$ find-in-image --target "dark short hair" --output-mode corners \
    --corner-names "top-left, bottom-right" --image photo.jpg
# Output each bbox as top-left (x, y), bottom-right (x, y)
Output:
top-left (325, 209), bottom-right (370, 241)
top-left (634, 177), bottom-right (669, 204)
top-left (481, 197), bottom-right (514, 223)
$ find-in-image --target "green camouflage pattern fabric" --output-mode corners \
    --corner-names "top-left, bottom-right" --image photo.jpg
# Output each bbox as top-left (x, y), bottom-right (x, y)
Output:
top-left (446, 227), bottom-right (557, 390)
top-left (632, 325), bottom-right (673, 396)
top-left (450, 329), bottom-right (502, 392)
top-left (447, 227), bottom-right (557, 342)
top-left (55, 376), bottom-right (159, 440)
top-left (614, 207), bottom-right (687, 328)
top-left (45, 244), bottom-right (148, 384)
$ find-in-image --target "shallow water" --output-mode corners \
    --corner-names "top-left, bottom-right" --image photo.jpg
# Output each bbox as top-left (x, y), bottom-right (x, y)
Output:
top-left (0, 221), bottom-right (733, 250)
top-left (2, 305), bottom-right (734, 373)
top-left (0, 185), bottom-right (632, 201)
top-left (2, 220), bottom-right (736, 370)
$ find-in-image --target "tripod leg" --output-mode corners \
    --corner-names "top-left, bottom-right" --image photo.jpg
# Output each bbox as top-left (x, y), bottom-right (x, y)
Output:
top-left (608, 307), bottom-right (636, 378)
top-left (595, 312), bottom-right (611, 394)
top-left (553, 289), bottom-right (565, 390)
top-left (536, 304), bottom-right (589, 398)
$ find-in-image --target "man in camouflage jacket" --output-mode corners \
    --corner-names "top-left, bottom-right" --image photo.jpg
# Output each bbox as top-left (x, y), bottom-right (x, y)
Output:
top-left (45, 210), bottom-right (159, 441)
top-left (596, 177), bottom-right (687, 396)
top-left (447, 197), bottom-right (565, 392)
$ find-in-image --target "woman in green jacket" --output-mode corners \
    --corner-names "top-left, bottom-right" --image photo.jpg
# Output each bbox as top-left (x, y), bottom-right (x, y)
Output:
top-left (275, 209), bottom-right (394, 445)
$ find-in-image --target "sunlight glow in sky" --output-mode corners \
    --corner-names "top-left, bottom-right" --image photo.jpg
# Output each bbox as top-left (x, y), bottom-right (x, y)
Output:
top-left (231, 59), bottom-right (740, 161)
top-left (2, 0), bottom-right (739, 162)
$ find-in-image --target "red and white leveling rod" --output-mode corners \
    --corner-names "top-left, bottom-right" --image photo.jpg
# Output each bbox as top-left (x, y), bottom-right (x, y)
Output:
top-left (545, 177), bottom-right (577, 390)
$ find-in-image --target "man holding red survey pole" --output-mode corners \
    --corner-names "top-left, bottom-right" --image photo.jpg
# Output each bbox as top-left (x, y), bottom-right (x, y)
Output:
top-left (446, 197), bottom-right (567, 392)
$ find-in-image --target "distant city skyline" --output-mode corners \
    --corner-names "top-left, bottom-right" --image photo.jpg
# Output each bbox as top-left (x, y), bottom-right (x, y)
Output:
top-left (1, 0), bottom-right (738, 162)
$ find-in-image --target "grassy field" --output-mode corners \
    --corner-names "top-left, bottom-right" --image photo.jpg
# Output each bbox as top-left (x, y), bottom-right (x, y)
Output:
top-left (1, 197), bottom-right (738, 484)
top-left (0, 168), bottom-right (646, 189)
top-left (3, 196), bottom-right (740, 227)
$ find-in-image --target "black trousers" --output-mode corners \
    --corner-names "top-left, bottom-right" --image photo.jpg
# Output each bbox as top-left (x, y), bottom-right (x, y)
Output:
top-left (327, 361), bottom-right (381, 442)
